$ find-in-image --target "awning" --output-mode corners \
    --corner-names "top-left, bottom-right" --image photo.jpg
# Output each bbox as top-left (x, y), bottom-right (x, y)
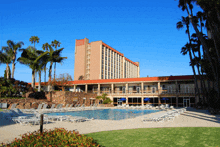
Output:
top-left (119, 98), bottom-right (126, 101)
top-left (144, 98), bottom-right (150, 101)
top-left (161, 97), bottom-right (169, 100)
top-left (83, 97), bottom-right (86, 99)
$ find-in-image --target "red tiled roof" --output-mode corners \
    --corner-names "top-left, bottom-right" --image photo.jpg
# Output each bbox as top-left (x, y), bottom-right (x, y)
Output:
top-left (125, 57), bottom-right (139, 66)
top-left (32, 76), bottom-right (195, 86)
top-left (102, 42), bottom-right (124, 56)
top-left (75, 39), bottom-right (85, 46)
top-left (69, 75), bottom-right (195, 85)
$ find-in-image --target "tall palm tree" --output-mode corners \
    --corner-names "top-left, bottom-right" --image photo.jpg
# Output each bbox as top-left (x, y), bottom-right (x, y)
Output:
top-left (44, 44), bottom-right (67, 94)
top-left (1, 45), bottom-right (13, 79)
top-left (35, 51), bottom-right (48, 92)
top-left (177, 16), bottom-right (200, 99)
top-left (18, 46), bottom-right (48, 89)
top-left (29, 36), bottom-right (40, 48)
top-left (2, 40), bottom-right (24, 79)
top-left (29, 36), bottom-right (40, 85)
top-left (51, 40), bottom-right (61, 79)
top-left (178, 0), bottom-right (219, 98)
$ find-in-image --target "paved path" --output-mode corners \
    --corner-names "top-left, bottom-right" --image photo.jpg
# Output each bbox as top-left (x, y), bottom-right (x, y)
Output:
top-left (0, 108), bottom-right (220, 144)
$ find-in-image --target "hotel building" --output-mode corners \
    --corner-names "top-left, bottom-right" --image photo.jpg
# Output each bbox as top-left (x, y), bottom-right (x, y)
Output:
top-left (74, 38), bottom-right (140, 80)
top-left (67, 75), bottom-right (197, 107)
top-left (35, 38), bottom-right (206, 108)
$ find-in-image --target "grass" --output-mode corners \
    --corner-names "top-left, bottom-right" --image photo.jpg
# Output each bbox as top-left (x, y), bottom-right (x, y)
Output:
top-left (86, 127), bottom-right (220, 147)
top-left (0, 108), bottom-right (3, 111)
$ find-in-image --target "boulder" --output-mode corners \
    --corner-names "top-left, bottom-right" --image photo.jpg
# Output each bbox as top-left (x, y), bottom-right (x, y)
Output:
top-left (16, 103), bottom-right (25, 109)
top-left (24, 102), bottom-right (31, 109)
top-left (31, 103), bottom-right (38, 109)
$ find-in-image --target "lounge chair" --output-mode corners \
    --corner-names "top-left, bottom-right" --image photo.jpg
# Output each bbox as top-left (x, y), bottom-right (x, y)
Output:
top-left (54, 104), bottom-right (64, 112)
top-left (170, 106), bottom-right (174, 109)
top-left (12, 114), bottom-right (49, 125)
top-left (66, 104), bottom-right (74, 111)
top-left (11, 103), bottom-right (17, 109)
top-left (67, 116), bottom-right (92, 123)
top-left (59, 104), bottom-right (70, 112)
top-left (1, 103), bottom-right (7, 109)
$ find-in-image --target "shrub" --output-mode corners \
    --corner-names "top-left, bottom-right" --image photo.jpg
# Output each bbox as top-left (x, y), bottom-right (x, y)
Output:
top-left (2, 128), bottom-right (100, 147)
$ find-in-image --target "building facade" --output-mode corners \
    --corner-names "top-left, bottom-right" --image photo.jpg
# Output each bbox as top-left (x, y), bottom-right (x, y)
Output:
top-left (74, 38), bottom-right (140, 80)
top-left (68, 75), bottom-right (198, 107)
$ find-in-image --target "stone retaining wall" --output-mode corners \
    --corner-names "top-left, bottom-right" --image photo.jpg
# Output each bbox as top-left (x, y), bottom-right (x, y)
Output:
top-left (1, 91), bottom-right (102, 109)
top-left (45, 91), bottom-right (99, 106)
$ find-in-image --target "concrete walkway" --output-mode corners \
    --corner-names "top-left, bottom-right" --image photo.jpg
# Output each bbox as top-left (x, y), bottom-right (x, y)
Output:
top-left (0, 108), bottom-right (220, 144)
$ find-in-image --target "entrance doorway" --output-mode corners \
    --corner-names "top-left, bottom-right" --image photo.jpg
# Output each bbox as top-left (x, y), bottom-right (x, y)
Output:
top-left (118, 100), bottom-right (122, 106)
top-left (183, 99), bottom-right (190, 107)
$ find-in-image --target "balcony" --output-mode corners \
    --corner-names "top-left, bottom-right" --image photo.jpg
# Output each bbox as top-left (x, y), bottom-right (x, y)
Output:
top-left (88, 88), bottom-right (195, 96)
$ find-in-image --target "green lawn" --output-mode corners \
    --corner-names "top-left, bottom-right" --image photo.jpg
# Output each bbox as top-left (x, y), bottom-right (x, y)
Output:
top-left (0, 108), bottom-right (3, 111)
top-left (85, 127), bottom-right (220, 147)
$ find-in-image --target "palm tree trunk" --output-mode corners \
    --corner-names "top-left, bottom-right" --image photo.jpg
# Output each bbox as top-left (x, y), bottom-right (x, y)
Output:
top-left (54, 62), bottom-right (56, 80)
top-left (186, 24), bottom-right (200, 101)
top-left (49, 62), bottom-right (53, 92)
top-left (38, 70), bottom-right (41, 92)
top-left (49, 62), bottom-right (53, 102)
top-left (6, 63), bottom-right (9, 79)
top-left (12, 62), bottom-right (15, 79)
top-left (32, 70), bottom-right (35, 88)
top-left (44, 66), bottom-right (46, 83)
top-left (185, 3), bottom-right (217, 79)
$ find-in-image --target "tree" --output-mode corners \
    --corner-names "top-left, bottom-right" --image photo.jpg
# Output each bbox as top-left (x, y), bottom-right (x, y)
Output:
top-left (4, 68), bottom-right (11, 79)
top-left (43, 43), bottom-right (67, 94)
top-left (2, 40), bottom-right (24, 79)
top-left (78, 75), bottom-right (84, 80)
top-left (1, 45), bottom-right (13, 79)
top-left (18, 46), bottom-right (48, 90)
top-left (177, 0), bottom-right (220, 100)
top-left (52, 73), bottom-right (73, 91)
top-left (35, 50), bottom-right (48, 92)
top-left (177, 16), bottom-right (201, 99)
top-left (96, 93), bottom-right (112, 104)
top-left (29, 36), bottom-right (40, 86)
top-left (29, 36), bottom-right (40, 48)
top-left (51, 40), bottom-right (61, 79)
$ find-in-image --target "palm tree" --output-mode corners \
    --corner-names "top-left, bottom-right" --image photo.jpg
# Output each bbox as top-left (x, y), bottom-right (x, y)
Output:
top-left (96, 93), bottom-right (112, 104)
top-left (1, 45), bottom-right (13, 79)
top-left (51, 40), bottom-right (61, 79)
top-left (177, 0), bottom-right (219, 98)
top-left (2, 40), bottom-right (24, 79)
top-left (177, 16), bottom-right (200, 97)
top-left (35, 51), bottom-right (48, 92)
top-left (29, 36), bottom-right (40, 85)
top-left (18, 46), bottom-right (48, 89)
top-left (43, 43), bottom-right (67, 94)
top-left (29, 36), bottom-right (39, 48)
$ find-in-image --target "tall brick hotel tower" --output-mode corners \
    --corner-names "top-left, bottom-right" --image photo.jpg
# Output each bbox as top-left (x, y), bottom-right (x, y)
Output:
top-left (74, 38), bottom-right (140, 80)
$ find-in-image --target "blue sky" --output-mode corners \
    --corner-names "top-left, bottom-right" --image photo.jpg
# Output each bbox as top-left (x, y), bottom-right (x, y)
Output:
top-left (0, 0), bottom-right (203, 82)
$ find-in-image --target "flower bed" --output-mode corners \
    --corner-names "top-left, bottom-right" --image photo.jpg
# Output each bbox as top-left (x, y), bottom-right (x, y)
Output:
top-left (2, 128), bottom-right (100, 147)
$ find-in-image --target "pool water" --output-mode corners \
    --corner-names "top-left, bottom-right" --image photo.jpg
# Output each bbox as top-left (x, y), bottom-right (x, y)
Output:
top-left (45, 109), bottom-right (160, 120)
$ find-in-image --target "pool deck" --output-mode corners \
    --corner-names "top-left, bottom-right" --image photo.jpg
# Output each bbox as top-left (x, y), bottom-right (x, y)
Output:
top-left (0, 107), bottom-right (220, 144)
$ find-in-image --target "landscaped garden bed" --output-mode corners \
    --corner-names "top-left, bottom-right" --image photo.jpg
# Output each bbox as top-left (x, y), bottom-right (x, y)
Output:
top-left (1, 128), bottom-right (100, 147)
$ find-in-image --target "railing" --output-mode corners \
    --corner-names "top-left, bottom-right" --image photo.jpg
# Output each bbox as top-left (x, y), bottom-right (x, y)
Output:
top-left (88, 88), bottom-right (195, 96)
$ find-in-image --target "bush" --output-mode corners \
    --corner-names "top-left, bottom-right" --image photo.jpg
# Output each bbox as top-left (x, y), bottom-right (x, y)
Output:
top-left (103, 98), bottom-right (112, 104)
top-left (2, 128), bottom-right (100, 147)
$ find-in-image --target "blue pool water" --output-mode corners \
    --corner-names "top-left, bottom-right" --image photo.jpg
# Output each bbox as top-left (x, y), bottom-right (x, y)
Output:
top-left (45, 109), bottom-right (160, 120)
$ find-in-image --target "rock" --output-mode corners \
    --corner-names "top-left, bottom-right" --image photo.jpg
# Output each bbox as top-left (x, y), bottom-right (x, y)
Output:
top-left (31, 103), bottom-right (38, 109)
top-left (16, 103), bottom-right (25, 109)
top-left (24, 102), bottom-right (31, 109)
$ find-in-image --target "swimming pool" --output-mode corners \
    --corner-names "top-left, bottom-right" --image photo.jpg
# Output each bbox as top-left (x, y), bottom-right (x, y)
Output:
top-left (45, 109), bottom-right (160, 120)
